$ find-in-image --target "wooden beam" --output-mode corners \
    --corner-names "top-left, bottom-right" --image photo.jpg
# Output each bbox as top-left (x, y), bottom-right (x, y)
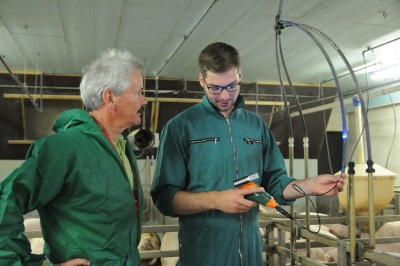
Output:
top-left (8, 140), bottom-right (34, 145)
top-left (3, 93), bottom-right (287, 106)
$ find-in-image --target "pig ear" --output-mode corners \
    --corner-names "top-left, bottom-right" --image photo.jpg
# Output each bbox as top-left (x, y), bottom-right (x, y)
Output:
top-left (328, 228), bottom-right (338, 236)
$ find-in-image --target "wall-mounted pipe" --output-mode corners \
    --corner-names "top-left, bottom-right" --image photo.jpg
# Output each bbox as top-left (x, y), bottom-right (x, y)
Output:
top-left (290, 84), bottom-right (400, 117)
top-left (155, 0), bottom-right (218, 76)
top-left (0, 55), bottom-right (40, 111)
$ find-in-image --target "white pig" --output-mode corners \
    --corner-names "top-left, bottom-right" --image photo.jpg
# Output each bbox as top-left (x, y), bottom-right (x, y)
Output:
top-left (138, 232), bottom-right (161, 266)
top-left (160, 232), bottom-right (179, 266)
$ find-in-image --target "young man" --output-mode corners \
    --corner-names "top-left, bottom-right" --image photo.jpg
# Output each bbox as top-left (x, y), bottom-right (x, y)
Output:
top-left (0, 49), bottom-right (147, 265)
top-left (151, 42), bottom-right (344, 266)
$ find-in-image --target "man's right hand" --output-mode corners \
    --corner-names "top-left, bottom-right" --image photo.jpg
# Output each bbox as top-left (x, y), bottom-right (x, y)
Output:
top-left (53, 258), bottom-right (90, 266)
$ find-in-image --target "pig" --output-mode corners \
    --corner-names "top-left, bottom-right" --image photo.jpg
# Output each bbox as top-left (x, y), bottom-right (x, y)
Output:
top-left (138, 232), bottom-right (161, 266)
top-left (327, 221), bottom-right (400, 262)
top-left (261, 224), bottom-right (336, 263)
top-left (160, 232), bottom-right (179, 266)
top-left (375, 221), bottom-right (400, 254)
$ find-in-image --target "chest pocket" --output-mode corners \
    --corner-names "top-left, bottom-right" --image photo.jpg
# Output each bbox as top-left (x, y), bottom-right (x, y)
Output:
top-left (187, 137), bottom-right (222, 182)
top-left (236, 137), bottom-right (263, 174)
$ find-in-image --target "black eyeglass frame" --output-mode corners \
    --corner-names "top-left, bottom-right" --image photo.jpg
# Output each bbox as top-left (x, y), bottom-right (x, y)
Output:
top-left (204, 80), bottom-right (241, 94)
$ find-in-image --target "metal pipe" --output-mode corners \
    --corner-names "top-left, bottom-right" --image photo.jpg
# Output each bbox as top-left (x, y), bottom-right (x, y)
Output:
top-left (21, 98), bottom-right (27, 140)
top-left (289, 79), bottom-right (400, 117)
top-left (155, 0), bottom-right (218, 76)
top-left (0, 55), bottom-right (40, 111)
top-left (353, 96), bottom-right (365, 164)
top-left (255, 82), bottom-right (259, 114)
top-left (367, 160), bottom-right (376, 265)
top-left (303, 137), bottom-right (311, 257)
top-left (40, 72), bottom-right (43, 112)
top-left (288, 137), bottom-right (296, 266)
top-left (362, 37), bottom-right (400, 56)
top-left (347, 162), bottom-right (356, 263)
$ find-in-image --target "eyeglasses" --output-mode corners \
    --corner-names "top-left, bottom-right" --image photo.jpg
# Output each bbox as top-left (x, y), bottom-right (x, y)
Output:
top-left (204, 80), bottom-right (241, 94)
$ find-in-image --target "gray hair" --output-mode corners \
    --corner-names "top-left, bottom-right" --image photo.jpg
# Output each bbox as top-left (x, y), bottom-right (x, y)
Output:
top-left (80, 48), bottom-right (144, 111)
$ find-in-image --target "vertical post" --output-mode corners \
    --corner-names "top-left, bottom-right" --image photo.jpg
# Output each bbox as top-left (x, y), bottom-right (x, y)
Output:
top-left (367, 160), bottom-right (376, 265)
top-left (21, 98), bottom-right (27, 140)
top-left (303, 137), bottom-right (310, 257)
top-left (348, 162), bottom-right (356, 263)
top-left (288, 137), bottom-right (296, 266)
top-left (266, 223), bottom-right (276, 265)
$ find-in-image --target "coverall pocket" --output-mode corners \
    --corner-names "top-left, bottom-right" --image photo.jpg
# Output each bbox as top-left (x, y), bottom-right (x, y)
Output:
top-left (187, 137), bottom-right (223, 182)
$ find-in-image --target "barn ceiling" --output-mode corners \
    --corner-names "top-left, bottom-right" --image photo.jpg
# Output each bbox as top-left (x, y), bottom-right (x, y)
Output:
top-left (1, 0), bottom-right (400, 96)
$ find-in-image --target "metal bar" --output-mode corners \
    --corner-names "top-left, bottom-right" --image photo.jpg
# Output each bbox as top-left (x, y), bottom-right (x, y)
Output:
top-left (275, 245), bottom-right (327, 266)
top-left (288, 137), bottom-right (296, 266)
top-left (0, 55), bottom-right (40, 110)
top-left (21, 98), bottom-right (27, 140)
top-left (3, 93), bottom-right (287, 106)
top-left (364, 249), bottom-right (400, 266)
top-left (368, 171), bottom-right (377, 266)
top-left (303, 137), bottom-right (311, 257)
top-left (349, 167), bottom-right (357, 263)
top-left (155, 0), bottom-right (218, 76)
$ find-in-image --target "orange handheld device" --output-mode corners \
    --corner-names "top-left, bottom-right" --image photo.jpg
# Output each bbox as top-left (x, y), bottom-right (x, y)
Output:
top-left (234, 173), bottom-right (277, 208)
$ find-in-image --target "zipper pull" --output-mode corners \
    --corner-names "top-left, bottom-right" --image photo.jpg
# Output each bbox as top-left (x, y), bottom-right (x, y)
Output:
top-left (214, 138), bottom-right (218, 144)
top-left (244, 138), bottom-right (253, 144)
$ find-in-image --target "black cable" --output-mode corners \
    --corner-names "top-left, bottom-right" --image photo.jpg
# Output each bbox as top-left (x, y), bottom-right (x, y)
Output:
top-left (275, 181), bottom-right (339, 235)
top-left (274, 33), bottom-right (294, 138)
top-left (277, 33), bottom-right (308, 137)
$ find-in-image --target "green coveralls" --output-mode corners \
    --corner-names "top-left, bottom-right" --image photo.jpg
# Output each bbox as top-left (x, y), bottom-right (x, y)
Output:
top-left (0, 109), bottom-right (143, 265)
top-left (151, 95), bottom-right (296, 266)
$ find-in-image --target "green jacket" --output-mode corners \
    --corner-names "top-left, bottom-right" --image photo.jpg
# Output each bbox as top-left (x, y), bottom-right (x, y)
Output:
top-left (0, 109), bottom-right (143, 266)
top-left (151, 95), bottom-right (295, 266)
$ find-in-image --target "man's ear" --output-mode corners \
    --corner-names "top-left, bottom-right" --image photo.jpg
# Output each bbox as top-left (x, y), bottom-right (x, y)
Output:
top-left (199, 73), bottom-right (205, 88)
top-left (238, 71), bottom-right (243, 82)
top-left (102, 89), bottom-right (114, 105)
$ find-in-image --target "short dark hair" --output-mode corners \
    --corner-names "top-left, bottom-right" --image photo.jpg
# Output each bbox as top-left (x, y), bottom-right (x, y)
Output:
top-left (198, 42), bottom-right (241, 78)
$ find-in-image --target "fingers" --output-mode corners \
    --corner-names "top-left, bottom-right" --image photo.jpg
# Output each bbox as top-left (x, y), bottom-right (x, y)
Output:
top-left (58, 258), bottom-right (91, 266)
top-left (336, 174), bottom-right (345, 192)
top-left (239, 186), bottom-right (265, 196)
top-left (236, 205), bottom-right (251, 213)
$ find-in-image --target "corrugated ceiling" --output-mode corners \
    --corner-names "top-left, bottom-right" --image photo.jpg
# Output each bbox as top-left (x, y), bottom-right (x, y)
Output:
top-left (0, 0), bottom-right (400, 92)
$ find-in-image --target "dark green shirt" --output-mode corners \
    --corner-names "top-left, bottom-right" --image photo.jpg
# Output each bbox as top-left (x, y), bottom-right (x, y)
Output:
top-left (151, 95), bottom-right (295, 266)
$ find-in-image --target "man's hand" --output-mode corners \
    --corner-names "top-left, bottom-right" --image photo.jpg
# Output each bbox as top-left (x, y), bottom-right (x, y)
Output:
top-left (172, 186), bottom-right (264, 215)
top-left (53, 258), bottom-right (90, 266)
top-left (214, 187), bottom-right (264, 213)
top-left (283, 173), bottom-right (345, 200)
top-left (314, 173), bottom-right (345, 196)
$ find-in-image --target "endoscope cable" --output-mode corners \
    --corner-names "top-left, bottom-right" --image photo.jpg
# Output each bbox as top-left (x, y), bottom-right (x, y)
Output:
top-left (275, 181), bottom-right (340, 234)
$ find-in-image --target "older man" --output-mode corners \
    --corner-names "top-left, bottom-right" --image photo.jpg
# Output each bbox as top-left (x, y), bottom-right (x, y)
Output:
top-left (0, 49), bottom-right (147, 265)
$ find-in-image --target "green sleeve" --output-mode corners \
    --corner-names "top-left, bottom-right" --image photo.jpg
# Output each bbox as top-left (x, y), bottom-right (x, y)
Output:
top-left (0, 141), bottom-right (63, 265)
top-left (261, 123), bottom-right (296, 205)
top-left (151, 121), bottom-right (186, 217)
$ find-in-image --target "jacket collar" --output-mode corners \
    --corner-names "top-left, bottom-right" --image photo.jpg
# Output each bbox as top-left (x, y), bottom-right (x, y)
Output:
top-left (201, 94), bottom-right (245, 115)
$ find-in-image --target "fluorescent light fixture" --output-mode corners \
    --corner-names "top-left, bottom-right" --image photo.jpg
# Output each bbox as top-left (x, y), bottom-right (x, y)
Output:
top-left (370, 64), bottom-right (400, 80)
top-left (363, 36), bottom-right (400, 80)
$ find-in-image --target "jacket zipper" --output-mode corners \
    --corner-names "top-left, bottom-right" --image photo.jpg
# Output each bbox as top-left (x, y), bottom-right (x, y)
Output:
top-left (226, 118), bottom-right (243, 266)
top-left (243, 138), bottom-right (262, 145)
top-left (188, 137), bottom-right (220, 145)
